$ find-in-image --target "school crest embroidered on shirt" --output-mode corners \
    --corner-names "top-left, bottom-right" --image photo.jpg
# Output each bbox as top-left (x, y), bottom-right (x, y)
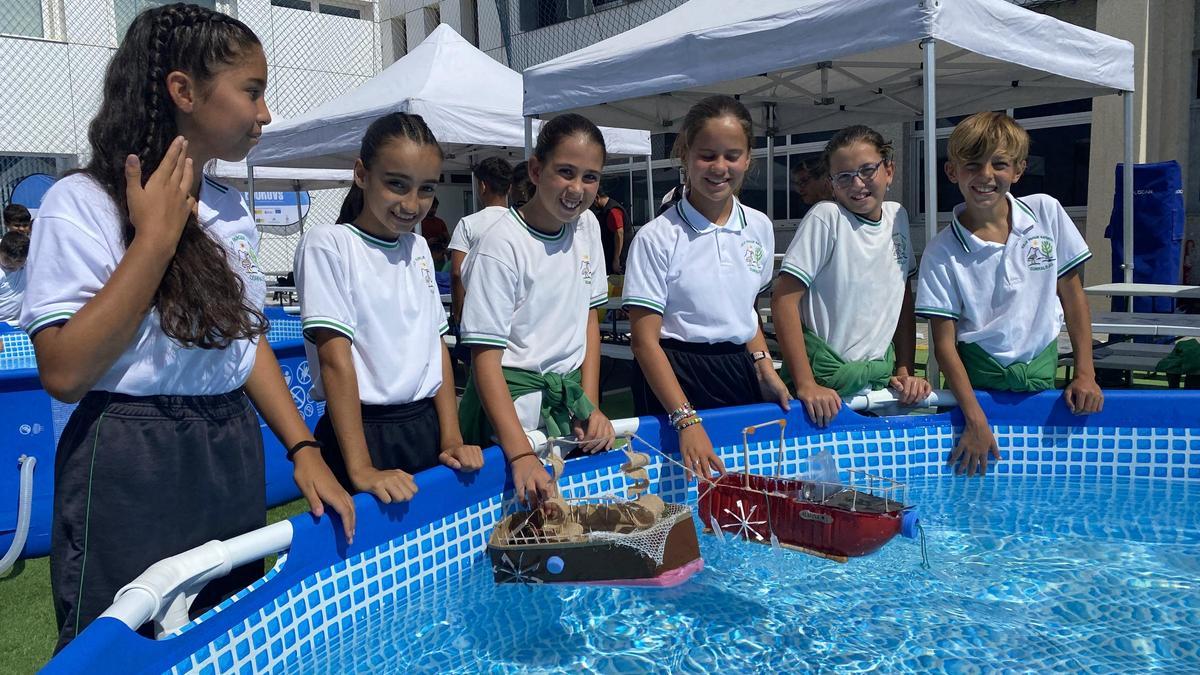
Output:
top-left (1021, 235), bottom-right (1056, 271)
top-left (417, 256), bottom-right (436, 290)
top-left (580, 254), bottom-right (595, 285)
top-left (742, 241), bottom-right (766, 273)
top-left (891, 233), bottom-right (911, 268)
top-left (227, 233), bottom-right (265, 282)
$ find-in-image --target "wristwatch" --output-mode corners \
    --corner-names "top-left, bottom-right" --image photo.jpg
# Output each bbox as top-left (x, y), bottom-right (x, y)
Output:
top-left (751, 351), bottom-right (770, 362)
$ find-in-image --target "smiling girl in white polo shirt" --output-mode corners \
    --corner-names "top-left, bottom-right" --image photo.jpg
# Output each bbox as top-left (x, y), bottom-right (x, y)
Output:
top-left (296, 113), bottom-right (483, 505)
top-left (622, 95), bottom-right (791, 481)
top-left (917, 111), bottom-right (1102, 477)
top-left (771, 125), bottom-right (931, 428)
top-left (458, 114), bottom-right (615, 504)
top-left (19, 5), bottom-right (354, 649)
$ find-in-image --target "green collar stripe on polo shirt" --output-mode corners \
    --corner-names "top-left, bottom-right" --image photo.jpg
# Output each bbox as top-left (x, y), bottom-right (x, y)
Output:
top-left (852, 212), bottom-right (882, 227)
top-left (1013, 196), bottom-right (1037, 221)
top-left (509, 207), bottom-right (566, 242)
top-left (342, 223), bottom-right (401, 249)
top-left (951, 217), bottom-right (972, 252)
top-left (1058, 250), bottom-right (1092, 277)
top-left (623, 296), bottom-right (665, 313)
top-left (779, 262), bottom-right (813, 286)
top-left (202, 175), bottom-right (229, 193)
top-left (676, 199), bottom-right (745, 233)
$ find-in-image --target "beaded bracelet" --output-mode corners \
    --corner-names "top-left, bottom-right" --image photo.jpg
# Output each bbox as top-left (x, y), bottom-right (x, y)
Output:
top-left (668, 403), bottom-right (697, 427)
top-left (673, 414), bottom-right (703, 431)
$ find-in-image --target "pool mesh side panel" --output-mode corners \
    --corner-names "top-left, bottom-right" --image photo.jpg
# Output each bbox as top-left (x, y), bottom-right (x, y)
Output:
top-left (0, 331), bottom-right (36, 370)
top-left (1, 319), bottom-right (307, 446)
top-left (168, 423), bottom-right (1200, 674)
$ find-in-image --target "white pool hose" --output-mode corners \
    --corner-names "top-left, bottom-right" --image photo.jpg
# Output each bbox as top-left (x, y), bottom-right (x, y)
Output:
top-left (0, 455), bottom-right (36, 576)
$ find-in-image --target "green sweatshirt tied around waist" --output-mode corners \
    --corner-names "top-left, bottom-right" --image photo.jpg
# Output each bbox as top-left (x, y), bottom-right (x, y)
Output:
top-left (458, 366), bottom-right (595, 445)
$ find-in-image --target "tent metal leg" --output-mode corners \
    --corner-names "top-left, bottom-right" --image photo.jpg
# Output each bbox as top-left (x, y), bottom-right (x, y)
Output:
top-left (644, 155), bottom-right (654, 224)
top-left (524, 116), bottom-right (534, 159)
top-left (1122, 90), bottom-right (1134, 289)
top-left (922, 37), bottom-right (939, 384)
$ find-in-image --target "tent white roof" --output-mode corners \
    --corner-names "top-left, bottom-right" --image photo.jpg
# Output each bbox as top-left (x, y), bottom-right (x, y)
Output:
top-left (521, 0), bottom-right (1134, 134)
top-left (248, 24), bottom-right (650, 171)
top-left (209, 160), bottom-right (353, 191)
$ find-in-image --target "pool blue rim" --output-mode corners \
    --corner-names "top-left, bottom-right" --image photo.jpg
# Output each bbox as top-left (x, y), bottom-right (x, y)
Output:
top-left (40, 388), bottom-right (1200, 673)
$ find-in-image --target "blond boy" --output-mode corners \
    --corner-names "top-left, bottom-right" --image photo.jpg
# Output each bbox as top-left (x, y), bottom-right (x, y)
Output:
top-left (916, 112), bottom-right (1103, 476)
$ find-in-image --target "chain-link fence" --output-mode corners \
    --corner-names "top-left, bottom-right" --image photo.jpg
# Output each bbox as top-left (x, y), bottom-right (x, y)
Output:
top-left (483, 0), bottom-right (684, 71)
top-left (0, 0), bottom-right (384, 270)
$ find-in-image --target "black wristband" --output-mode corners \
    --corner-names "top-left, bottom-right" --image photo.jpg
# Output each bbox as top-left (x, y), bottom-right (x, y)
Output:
top-left (287, 440), bottom-right (323, 462)
top-left (506, 451), bottom-right (539, 466)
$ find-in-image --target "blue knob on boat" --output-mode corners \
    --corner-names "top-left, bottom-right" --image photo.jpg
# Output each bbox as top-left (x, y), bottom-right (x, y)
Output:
top-left (900, 510), bottom-right (920, 539)
top-left (546, 556), bottom-right (565, 574)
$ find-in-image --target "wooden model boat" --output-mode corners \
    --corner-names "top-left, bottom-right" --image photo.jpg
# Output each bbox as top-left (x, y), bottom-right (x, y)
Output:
top-left (487, 449), bottom-right (703, 586)
top-left (698, 420), bottom-right (919, 563)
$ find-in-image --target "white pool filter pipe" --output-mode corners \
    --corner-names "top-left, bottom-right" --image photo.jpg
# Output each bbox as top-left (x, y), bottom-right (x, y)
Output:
top-left (0, 455), bottom-right (36, 575)
top-left (102, 521), bottom-right (294, 636)
top-left (845, 389), bottom-right (957, 413)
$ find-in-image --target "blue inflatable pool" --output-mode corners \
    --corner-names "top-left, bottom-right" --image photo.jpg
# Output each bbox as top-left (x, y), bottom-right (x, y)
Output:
top-left (0, 308), bottom-right (318, 559)
top-left (40, 390), bottom-right (1200, 673)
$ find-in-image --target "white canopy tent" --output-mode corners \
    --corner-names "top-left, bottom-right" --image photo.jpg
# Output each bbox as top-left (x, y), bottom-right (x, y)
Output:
top-left (522, 0), bottom-right (1137, 282)
top-left (208, 160), bottom-right (353, 236)
top-left (209, 160), bottom-right (353, 192)
top-left (247, 24), bottom-right (653, 216)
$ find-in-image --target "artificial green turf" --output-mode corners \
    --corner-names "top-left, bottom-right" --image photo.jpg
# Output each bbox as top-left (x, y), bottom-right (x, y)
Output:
top-left (0, 499), bottom-right (312, 673)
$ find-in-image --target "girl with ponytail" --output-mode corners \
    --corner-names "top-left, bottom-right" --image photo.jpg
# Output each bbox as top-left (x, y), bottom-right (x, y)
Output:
top-left (295, 112), bottom-right (483, 505)
top-left (19, 3), bottom-right (355, 648)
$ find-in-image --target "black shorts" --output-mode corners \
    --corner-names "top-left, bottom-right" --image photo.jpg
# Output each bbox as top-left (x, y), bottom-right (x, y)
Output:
top-left (51, 390), bottom-right (265, 652)
top-left (315, 397), bottom-right (441, 491)
top-left (632, 338), bottom-right (762, 416)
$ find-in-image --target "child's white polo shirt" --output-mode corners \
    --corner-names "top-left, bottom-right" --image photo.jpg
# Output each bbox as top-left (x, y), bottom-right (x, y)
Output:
top-left (21, 173), bottom-right (266, 395)
top-left (448, 205), bottom-right (509, 256)
top-left (0, 266), bottom-right (25, 322)
top-left (460, 207), bottom-right (607, 374)
top-left (296, 224), bottom-right (448, 405)
top-left (778, 201), bottom-right (914, 362)
top-left (622, 194), bottom-right (774, 344)
top-left (915, 192), bottom-right (1091, 366)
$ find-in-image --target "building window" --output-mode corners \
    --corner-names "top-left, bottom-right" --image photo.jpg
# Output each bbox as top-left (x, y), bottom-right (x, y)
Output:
top-left (116, 0), bottom-right (216, 39)
top-left (520, 0), bottom-right (639, 31)
top-left (1, 0), bottom-right (43, 38)
top-left (270, 0), bottom-right (366, 20)
top-left (912, 100), bottom-right (1092, 217)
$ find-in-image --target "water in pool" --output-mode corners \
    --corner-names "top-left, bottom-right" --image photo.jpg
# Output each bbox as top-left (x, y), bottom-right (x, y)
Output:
top-left (289, 475), bottom-right (1200, 673)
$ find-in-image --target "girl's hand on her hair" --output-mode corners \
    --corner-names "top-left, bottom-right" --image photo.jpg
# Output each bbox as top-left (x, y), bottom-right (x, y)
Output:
top-left (124, 136), bottom-right (195, 250)
top-left (292, 447), bottom-right (357, 545)
top-left (349, 465), bottom-right (419, 504)
top-left (571, 409), bottom-right (614, 454)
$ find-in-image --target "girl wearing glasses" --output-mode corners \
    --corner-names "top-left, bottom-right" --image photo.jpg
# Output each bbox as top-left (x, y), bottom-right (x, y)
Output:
top-left (771, 125), bottom-right (931, 427)
top-left (622, 95), bottom-right (791, 481)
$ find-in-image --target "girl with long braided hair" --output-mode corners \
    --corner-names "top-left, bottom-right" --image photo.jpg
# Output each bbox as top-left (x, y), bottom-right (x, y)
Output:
top-left (19, 3), bottom-right (355, 649)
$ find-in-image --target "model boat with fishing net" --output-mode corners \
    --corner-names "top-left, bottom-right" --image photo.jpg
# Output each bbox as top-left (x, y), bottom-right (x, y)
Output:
top-left (698, 420), bottom-right (921, 563)
top-left (487, 449), bottom-right (703, 586)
